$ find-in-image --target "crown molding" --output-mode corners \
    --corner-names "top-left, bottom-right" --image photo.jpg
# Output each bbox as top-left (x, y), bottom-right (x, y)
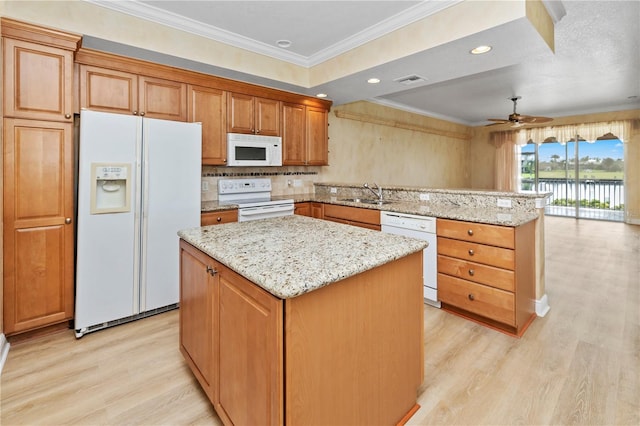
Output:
top-left (83, 0), bottom-right (462, 68)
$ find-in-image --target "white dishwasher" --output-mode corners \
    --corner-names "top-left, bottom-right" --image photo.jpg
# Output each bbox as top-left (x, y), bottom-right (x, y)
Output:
top-left (380, 211), bottom-right (440, 308)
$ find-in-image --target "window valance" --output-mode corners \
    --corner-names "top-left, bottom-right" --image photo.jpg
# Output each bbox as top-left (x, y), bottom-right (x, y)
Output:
top-left (491, 120), bottom-right (634, 146)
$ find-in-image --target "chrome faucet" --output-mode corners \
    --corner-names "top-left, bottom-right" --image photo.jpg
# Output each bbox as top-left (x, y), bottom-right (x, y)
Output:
top-left (363, 182), bottom-right (383, 201)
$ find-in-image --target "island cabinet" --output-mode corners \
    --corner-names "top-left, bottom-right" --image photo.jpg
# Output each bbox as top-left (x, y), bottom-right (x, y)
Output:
top-left (436, 218), bottom-right (536, 336)
top-left (227, 92), bottom-right (280, 136)
top-left (323, 204), bottom-right (381, 230)
top-left (188, 85), bottom-right (228, 165)
top-left (78, 64), bottom-right (187, 121)
top-left (200, 209), bottom-right (238, 226)
top-left (282, 103), bottom-right (329, 165)
top-left (179, 238), bottom-right (424, 425)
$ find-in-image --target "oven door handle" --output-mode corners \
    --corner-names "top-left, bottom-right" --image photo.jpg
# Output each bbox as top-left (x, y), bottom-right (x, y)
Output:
top-left (240, 205), bottom-right (294, 216)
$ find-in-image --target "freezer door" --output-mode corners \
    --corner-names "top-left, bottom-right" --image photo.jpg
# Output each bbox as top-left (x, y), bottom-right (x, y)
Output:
top-left (140, 118), bottom-right (202, 311)
top-left (75, 110), bottom-right (142, 330)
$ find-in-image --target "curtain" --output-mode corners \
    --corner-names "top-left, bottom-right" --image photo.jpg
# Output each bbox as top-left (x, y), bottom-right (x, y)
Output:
top-left (490, 120), bottom-right (635, 192)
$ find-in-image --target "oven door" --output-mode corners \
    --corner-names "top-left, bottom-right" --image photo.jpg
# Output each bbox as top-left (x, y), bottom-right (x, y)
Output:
top-left (238, 203), bottom-right (294, 222)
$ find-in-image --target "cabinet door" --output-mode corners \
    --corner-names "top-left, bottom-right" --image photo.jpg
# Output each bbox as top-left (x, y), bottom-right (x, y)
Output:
top-left (79, 65), bottom-right (138, 115)
top-left (3, 38), bottom-right (74, 122)
top-left (282, 103), bottom-right (306, 165)
top-left (218, 265), bottom-right (283, 426)
top-left (3, 119), bottom-right (74, 334)
top-left (227, 92), bottom-right (255, 134)
top-left (294, 202), bottom-right (311, 216)
top-left (310, 202), bottom-right (324, 219)
top-left (306, 107), bottom-right (329, 165)
top-left (138, 76), bottom-right (187, 121)
top-left (255, 97), bottom-right (280, 136)
top-left (188, 85), bottom-right (227, 165)
top-left (179, 240), bottom-right (216, 402)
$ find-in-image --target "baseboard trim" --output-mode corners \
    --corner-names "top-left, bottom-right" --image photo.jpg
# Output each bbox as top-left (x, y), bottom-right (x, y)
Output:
top-left (536, 294), bottom-right (551, 317)
top-left (0, 333), bottom-right (10, 375)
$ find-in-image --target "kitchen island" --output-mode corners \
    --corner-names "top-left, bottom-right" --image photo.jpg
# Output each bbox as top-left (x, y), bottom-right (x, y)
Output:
top-left (178, 215), bottom-right (428, 426)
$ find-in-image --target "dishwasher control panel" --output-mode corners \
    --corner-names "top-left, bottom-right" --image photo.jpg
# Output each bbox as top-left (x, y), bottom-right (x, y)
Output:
top-left (380, 211), bottom-right (436, 233)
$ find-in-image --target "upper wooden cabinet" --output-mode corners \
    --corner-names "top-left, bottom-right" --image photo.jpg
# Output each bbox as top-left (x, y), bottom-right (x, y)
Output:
top-left (282, 103), bottom-right (329, 166)
top-left (227, 92), bottom-right (280, 136)
top-left (79, 65), bottom-right (187, 121)
top-left (2, 30), bottom-right (78, 122)
top-left (188, 85), bottom-right (227, 165)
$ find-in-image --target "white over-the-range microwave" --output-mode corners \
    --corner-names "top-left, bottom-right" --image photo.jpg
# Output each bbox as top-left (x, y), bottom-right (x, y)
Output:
top-left (227, 133), bottom-right (282, 167)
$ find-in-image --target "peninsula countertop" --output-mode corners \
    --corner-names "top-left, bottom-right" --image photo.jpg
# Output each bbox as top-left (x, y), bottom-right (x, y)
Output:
top-left (201, 194), bottom-right (540, 227)
top-left (178, 215), bottom-right (428, 299)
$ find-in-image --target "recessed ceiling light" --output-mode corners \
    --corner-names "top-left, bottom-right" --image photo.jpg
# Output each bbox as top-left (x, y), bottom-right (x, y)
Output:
top-left (367, 78), bottom-right (381, 84)
top-left (276, 39), bottom-right (292, 48)
top-left (316, 93), bottom-right (327, 98)
top-left (470, 45), bottom-right (492, 55)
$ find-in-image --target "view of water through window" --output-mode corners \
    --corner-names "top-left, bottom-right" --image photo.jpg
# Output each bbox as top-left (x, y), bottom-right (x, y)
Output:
top-left (520, 138), bottom-right (624, 221)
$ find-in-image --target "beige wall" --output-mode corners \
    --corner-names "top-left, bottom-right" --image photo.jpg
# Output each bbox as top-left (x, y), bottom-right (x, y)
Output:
top-left (470, 109), bottom-right (640, 223)
top-left (320, 101), bottom-right (472, 188)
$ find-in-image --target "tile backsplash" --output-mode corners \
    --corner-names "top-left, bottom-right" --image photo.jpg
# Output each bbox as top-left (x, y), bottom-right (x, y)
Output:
top-left (201, 166), bottom-right (321, 201)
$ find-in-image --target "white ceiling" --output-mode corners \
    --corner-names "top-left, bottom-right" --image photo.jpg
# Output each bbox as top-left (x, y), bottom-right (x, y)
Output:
top-left (86, 0), bottom-right (640, 126)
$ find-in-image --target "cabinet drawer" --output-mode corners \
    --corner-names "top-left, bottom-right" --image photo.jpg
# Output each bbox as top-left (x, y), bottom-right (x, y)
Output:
top-left (437, 237), bottom-right (514, 270)
top-left (201, 210), bottom-right (238, 226)
top-left (323, 204), bottom-right (380, 226)
top-left (438, 273), bottom-right (515, 326)
top-left (437, 255), bottom-right (514, 292)
top-left (437, 218), bottom-right (514, 249)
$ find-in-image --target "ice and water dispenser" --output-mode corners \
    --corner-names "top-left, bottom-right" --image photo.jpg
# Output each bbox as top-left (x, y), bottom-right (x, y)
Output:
top-left (90, 163), bottom-right (131, 214)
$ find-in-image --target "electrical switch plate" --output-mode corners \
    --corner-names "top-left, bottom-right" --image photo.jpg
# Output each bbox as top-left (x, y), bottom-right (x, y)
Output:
top-left (497, 198), bottom-right (512, 208)
top-left (330, 187), bottom-right (337, 194)
top-left (293, 179), bottom-right (303, 187)
top-left (419, 193), bottom-right (430, 201)
top-left (201, 181), bottom-right (209, 191)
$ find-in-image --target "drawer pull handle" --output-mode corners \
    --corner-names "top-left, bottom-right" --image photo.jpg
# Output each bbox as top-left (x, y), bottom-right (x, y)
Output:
top-left (468, 249), bottom-right (474, 256)
top-left (468, 269), bottom-right (475, 276)
top-left (468, 293), bottom-right (475, 301)
top-left (206, 265), bottom-right (218, 276)
top-left (467, 229), bottom-right (474, 236)
top-left (217, 217), bottom-right (222, 222)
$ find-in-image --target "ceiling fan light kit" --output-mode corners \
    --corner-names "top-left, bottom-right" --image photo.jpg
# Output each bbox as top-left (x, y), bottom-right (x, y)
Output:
top-left (486, 96), bottom-right (553, 127)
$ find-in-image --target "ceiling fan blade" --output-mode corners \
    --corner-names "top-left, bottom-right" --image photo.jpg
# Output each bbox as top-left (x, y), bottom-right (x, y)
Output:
top-left (486, 118), bottom-right (509, 123)
top-left (518, 115), bottom-right (553, 124)
top-left (485, 121), bottom-right (508, 127)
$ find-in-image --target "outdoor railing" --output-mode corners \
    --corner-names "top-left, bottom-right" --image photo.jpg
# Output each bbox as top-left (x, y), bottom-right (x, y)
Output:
top-left (522, 178), bottom-right (624, 211)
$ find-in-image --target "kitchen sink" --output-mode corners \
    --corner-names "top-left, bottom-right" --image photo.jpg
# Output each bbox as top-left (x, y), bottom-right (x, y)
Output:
top-left (339, 198), bottom-right (394, 205)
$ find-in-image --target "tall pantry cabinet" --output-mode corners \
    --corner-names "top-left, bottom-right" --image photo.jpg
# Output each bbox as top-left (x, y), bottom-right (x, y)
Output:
top-left (1, 19), bottom-right (80, 335)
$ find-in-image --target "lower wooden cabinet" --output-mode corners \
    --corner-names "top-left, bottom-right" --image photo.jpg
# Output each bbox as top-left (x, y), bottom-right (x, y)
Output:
top-left (436, 218), bottom-right (536, 336)
top-left (310, 202), bottom-right (324, 219)
top-left (3, 119), bottom-right (75, 335)
top-left (293, 202), bottom-right (311, 216)
top-left (323, 204), bottom-right (380, 230)
top-left (201, 209), bottom-right (238, 226)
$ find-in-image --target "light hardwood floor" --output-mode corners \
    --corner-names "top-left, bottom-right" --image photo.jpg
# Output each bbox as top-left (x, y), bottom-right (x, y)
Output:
top-left (1, 216), bottom-right (638, 425)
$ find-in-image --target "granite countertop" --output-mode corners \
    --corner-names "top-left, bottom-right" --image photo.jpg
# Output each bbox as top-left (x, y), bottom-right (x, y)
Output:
top-left (202, 195), bottom-right (539, 226)
top-left (178, 215), bottom-right (428, 299)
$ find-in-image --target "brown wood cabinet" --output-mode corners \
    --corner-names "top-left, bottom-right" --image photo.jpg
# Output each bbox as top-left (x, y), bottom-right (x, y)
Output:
top-left (79, 65), bottom-right (187, 121)
top-left (310, 202), bottom-right (324, 219)
top-left (201, 209), bottom-right (238, 226)
top-left (2, 19), bottom-right (80, 336)
top-left (293, 202), bottom-right (311, 216)
top-left (3, 119), bottom-right (75, 335)
top-left (323, 204), bottom-right (381, 230)
top-left (2, 33), bottom-right (76, 122)
top-left (188, 85), bottom-right (228, 165)
top-left (227, 92), bottom-right (280, 136)
top-left (179, 239), bottom-right (423, 425)
top-left (436, 218), bottom-right (536, 336)
top-left (282, 103), bottom-right (329, 165)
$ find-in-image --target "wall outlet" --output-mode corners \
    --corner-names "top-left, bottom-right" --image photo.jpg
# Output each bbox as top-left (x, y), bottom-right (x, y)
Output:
top-left (201, 181), bottom-right (209, 192)
top-left (419, 193), bottom-right (430, 201)
top-left (293, 179), bottom-right (303, 187)
top-left (497, 198), bottom-right (512, 208)
top-left (330, 187), bottom-right (337, 194)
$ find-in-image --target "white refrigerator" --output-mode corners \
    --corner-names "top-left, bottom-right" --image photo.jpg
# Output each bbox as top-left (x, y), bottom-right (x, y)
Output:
top-left (75, 110), bottom-right (201, 337)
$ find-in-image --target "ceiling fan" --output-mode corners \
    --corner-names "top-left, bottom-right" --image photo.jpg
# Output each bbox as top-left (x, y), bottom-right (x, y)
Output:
top-left (486, 96), bottom-right (553, 127)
